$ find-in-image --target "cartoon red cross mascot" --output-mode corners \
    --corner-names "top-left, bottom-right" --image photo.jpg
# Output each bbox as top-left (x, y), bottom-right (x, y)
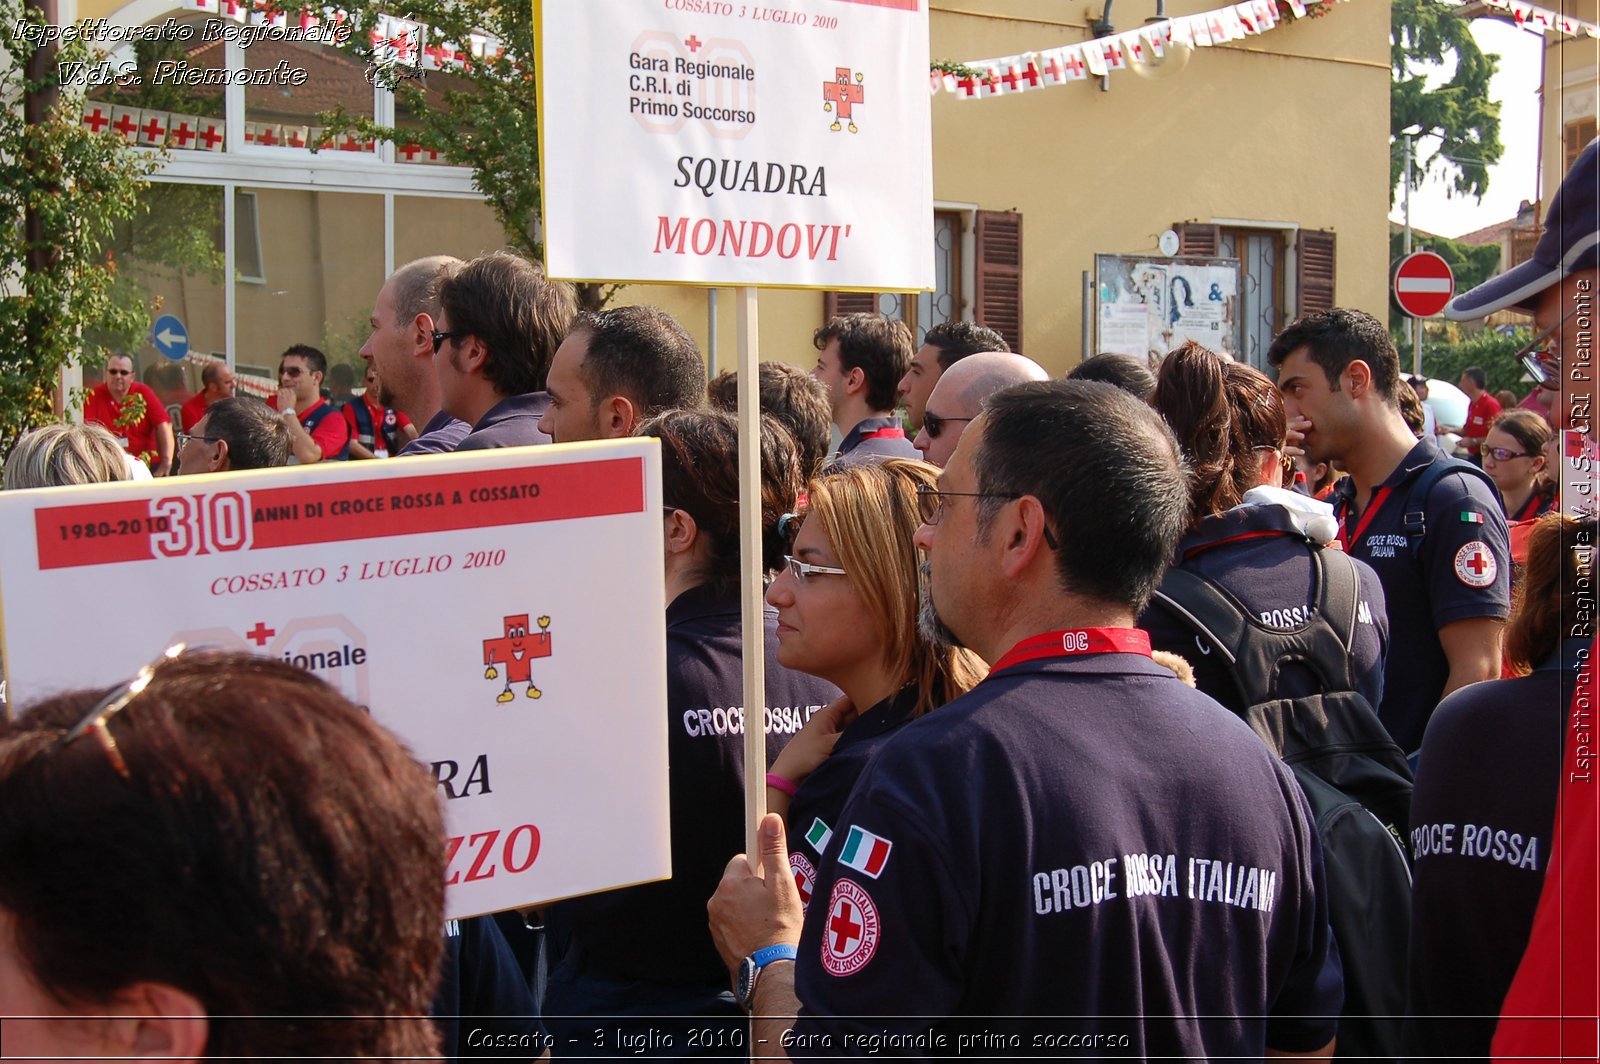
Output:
top-left (483, 613), bottom-right (552, 703)
top-left (822, 67), bottom-right (864, 134)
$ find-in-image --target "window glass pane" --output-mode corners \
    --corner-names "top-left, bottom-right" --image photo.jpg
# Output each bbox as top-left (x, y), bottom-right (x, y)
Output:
top-left (393, 66), bottom-right (475, 165)
top-left (86, 184), bottom-right (225, 419)
top-left (394, 196), bottom-right (509, 264)
top-left (915, 212), bottom-right (960, 341)
top-left (876, 293), bottom-right (905, 321)
top-left (246, 38), bottom-right (374, 151)
top-left (234, 189), bottom-right (384, 395)
top-left (85, 14), bottom-right (226, 153)
top-left (1234, 231), bottom-right (1281, 370)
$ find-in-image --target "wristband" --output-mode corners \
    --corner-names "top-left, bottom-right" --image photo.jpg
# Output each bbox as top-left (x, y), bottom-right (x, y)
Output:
top-left (765, 772), bottom-right (797, 797)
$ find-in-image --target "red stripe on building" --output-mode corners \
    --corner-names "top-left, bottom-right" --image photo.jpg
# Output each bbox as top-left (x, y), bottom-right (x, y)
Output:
top-left (34, 457), bottom-right (645, 570)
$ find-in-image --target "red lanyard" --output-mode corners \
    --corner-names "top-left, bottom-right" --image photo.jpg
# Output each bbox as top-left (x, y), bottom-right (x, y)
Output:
top-left (859, 427), bottom-right (905, 441)
top-left (989, 627), bottom-right (1152, 676)
top-left (1340, 485), bottom-right (1393, 552)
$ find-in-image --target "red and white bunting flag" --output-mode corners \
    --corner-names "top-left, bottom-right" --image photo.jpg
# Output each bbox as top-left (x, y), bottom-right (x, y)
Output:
top-left (1082, 41), bottom-right (1107, 76)
top-left (1235, 3), bottom-right (1259, 33)
top-left (298, 9), bottom-right (319, 30)
top-left (1169, 17), bottom-right (1193, 47)
top-left (1188, 15), bottom-right (1214, 46)
top-left (186, 0), bottom-right (214, 10)
top-left (217, 0), bottom-right (244, 20)
top-left (953, 73), bottom-right (980, 98)
top-left (109, 106), bottom-right (141, 144)
top-left (1253, 0), bottom-right (1278, 29)
top-left (1004, 61), bottom-right (1030, 91)
top-left (197, 117), bottom-right (226, 151)
top-left (242, 122), bottom-right (260, 145)
top-left (255, 123), bottom-right (284, 147)
top-left (1019, 58), bottom-right (1044, 89)
top-left (396, 141), bottom-right (426, 162)
top-left (1284, 0), bottom-right (1307, 16)
top-left (81, 102), bottom-right (112, 135)
top-left (980, 66), bottom-right (1005, 95)
top-left (1120, 32), bottom-right (1145, 66)
top-left (1142, 25), bottom-right (1166, 58)
top-left (284, 126), bottom-right (309, 148)
top-left (135, 110), bottom-right (167, 147)
top-left (166, 114), bottom-right (199, 149)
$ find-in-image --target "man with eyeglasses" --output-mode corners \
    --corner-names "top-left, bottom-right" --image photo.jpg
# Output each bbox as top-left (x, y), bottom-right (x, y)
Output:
top-left (911, 350), bottom-right (1046, 468)
top-left (711, 380), bottom-right (1342, 1059)
top-left (267, 344), bottom-right (349, 464)
top-left (176, 397), bottom-right (291, 474)
top-left (434, 251), bottom-right (578, 451)
top-left (1446, 137), bottom-right (1598, 475)
top-left (83, 353), bottom-right (174, 476)
top-left (896, 320), bottom-right (1010, 434)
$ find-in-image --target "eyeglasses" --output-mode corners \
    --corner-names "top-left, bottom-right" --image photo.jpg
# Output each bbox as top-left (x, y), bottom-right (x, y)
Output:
top-left (915, 483), bottom-right (1020, 525)
top-left (279, 366), bottom-right (305, 378)
top-left (783, 554), bottom-right (848, 584)
top-left (57, 644), bottom-right (186, 780)
top-left (431, 330), bottom-right (468, 354)
top-left (1485, 447), bottom-right (1537, 462)
top-left (922, 411), bottom-right (975, 440)
top-left (1517, 304), bottom-right (1583, 389)
top-left (176, 432), bottom-right (221, 447)
top-left (104, 368), bottom-right (132, 377)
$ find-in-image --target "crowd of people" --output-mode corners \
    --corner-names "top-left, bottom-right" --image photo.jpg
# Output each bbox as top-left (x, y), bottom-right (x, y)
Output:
top-left (0, 137), bottom-right (1593, 1061)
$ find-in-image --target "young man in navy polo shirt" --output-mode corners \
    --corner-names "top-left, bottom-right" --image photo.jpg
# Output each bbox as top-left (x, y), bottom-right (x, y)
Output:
top-left (811, 314), bottom-right (920, 468)
top-left (1269, 309), bottom-right (1510, 755)
top-left (710, 381), bottom-right (1342, 1058)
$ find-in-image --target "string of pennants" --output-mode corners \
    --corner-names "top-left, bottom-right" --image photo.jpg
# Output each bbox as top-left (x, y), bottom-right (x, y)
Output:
top-left (931, 0), bottom-right (1339, 97)
top-left (176, 0), bottom-right (509, 72)
top-left (77, 101), bottom-right (457, 161)
top-left (933, 0), bottom-right (1596, 99)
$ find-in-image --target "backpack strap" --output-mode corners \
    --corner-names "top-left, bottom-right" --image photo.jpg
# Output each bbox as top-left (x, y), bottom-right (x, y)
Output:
top-left (1151, 567), bottom-right (1263, 709)
top-left (1308, 547), bottom-right (1361, 691)
top-left (1399, 455), bottom-right (1503, 556)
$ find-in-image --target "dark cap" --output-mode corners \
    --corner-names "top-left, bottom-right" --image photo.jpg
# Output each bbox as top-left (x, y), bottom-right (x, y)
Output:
top-left (1445, 137), bottom-right (1599, 320)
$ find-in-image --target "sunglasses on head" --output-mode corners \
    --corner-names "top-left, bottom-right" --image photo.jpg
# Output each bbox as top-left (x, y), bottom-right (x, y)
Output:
top-left (921, 410), bottom-right (975, 439)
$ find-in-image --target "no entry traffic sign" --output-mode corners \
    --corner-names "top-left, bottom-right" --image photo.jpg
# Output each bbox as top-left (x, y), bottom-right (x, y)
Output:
top-left (1392, 252), bottom-right (1455, 318)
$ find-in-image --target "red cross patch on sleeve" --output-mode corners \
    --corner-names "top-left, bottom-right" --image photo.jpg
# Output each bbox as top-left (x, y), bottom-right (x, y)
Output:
top-left (1454, 541), bottom-right (1498, 588)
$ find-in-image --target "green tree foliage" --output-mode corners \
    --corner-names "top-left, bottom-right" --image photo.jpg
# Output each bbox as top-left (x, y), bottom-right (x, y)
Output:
top-left (1387, 228), bottom-right (1503, 339)
top-left (0, 0), bottom-right (161, 444)
top-left (1421, 324), bottom-right (1530, 396)
top-left (1392, 0), bottom-right (1504, 205)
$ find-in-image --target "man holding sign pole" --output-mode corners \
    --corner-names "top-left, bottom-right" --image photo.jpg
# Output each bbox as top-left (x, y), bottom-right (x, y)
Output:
top-left (710, 382), bottom-right (1342, 1058)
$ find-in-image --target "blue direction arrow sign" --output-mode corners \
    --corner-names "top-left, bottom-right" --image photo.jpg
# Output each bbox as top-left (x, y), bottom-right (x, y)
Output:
top-left (151, 314), bottom-right (189, 361)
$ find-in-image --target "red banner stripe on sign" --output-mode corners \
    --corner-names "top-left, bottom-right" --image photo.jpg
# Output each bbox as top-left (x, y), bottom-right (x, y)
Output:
top-left (827, 0), bottom-right (920, 9)
top-left (34, 457), bottom-right (645, 571)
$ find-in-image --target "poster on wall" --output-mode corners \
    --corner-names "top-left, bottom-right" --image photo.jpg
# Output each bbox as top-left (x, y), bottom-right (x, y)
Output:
top-left (535, 0), bottom-right (934, 291)
top-left (1094, 254), bottom-right (1241, 363)
top-left (0, 440), bottom-right (670, 920)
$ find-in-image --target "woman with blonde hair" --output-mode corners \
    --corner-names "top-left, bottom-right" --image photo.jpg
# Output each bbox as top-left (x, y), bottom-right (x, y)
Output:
top-left (764, 457), bottom-right (985, 890)
top-left (3, 423), bottom-right (130, 489)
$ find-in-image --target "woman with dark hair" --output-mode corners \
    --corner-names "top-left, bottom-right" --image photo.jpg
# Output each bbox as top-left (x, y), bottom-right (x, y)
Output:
top-left (543, 410), bottom-right (838, 1054)
top-left (1140, 342), bottom-right (1389, 712)
top-left (0, 650), bottom-right (446, 1061)
top-left (1404, 513), bottom-right (1591, 1058)
top-left (1485, 408), bottom-right (1557, 523)
top-left (762, 458), bottom-right (986, 900)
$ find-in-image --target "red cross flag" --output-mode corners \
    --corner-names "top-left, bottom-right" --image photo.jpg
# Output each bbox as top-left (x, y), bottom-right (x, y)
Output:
top-left (1392, 251), bottom-right (1455, 318)
top-left (82, 103), bottom-right (111, 134)
top-left (168, 115), bottom-right (199, 150)
top-left (110, 106), bottom-right (141, 144)
top-left (198, 118), bottom-right (226, 151)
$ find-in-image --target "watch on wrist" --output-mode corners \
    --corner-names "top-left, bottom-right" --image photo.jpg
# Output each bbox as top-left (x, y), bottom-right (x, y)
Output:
top-left (736, 943), bottom-right (797, 1011)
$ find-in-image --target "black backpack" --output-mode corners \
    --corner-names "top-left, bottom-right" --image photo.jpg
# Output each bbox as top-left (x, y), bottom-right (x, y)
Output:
top-left (1152, 544), bottom-right (1413, 1062)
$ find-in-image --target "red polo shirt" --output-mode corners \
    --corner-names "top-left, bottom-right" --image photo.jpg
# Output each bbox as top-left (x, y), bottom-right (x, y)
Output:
top-left (1463, 391), bottom-right (1503, 457)
top-left (83, 382), bottom-right (170, 464)
top-left (268, 395), bottom-right (350, 461)
top-left (179, 393), bottom-right (210, 432)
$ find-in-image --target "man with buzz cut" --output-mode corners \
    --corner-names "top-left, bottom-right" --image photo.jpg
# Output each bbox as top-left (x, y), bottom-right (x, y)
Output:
top-left (1268, 308), bottom-right (1509, 755)
top-left (434, 250), bottom-right (579, 451)
top-left (358, 255), bottom-right (470, 455)
top-left (710, 380), bottom-right (1342, 1059)
top-left (538, 304), bottom-right (707, 444)
top-left (811, 313), bottom-right (920, 468)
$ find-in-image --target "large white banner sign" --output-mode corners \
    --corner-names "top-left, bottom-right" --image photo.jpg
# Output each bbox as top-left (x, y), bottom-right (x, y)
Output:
top-left (0, 440), bottom-right (669, 920)
top-left (537, 0), bottom-right (933, 290)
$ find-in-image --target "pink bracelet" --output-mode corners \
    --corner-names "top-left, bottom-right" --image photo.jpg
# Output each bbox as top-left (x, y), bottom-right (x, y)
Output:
top-left (766, 772), bottom-right (797, 797)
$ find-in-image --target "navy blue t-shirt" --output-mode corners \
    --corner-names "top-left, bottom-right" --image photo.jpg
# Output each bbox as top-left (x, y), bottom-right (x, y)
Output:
top-left (455, 392), bottom-right (553, 451)
top-left (1141, 503), bottom-right (1389, 713)
top-left (1333, 438), bottom-right (1510, 753)
top-left (1402, 638), bottom-right (1580, 1060)
top-left (546, 585), bottom-right (838, 1036)
top-left (433, 915), bottom-right (545, 1062)
top-left (789, 651), bottom-right (1343, 1058)
top-left (400, 410), bottom-right (472, 455)
top-left (787, 688), bottom-right (918, 911)
top-left (826, 415), bottom-right (918, 470)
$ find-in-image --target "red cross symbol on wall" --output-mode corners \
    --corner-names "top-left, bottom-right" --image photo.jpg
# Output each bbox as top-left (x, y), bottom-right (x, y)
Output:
top-left (684, 35), bottom-right (702, 52)
top-left (83, 107), bottom-right (109, 133)
top-left (245, 622), bottom-right (276, 647)
top-left (830, 901), bottom-right (863, 954)
top-left (198, 123), bottom-right (224, 149)
top-left (169, 120), bottom-right (195, 148)
top-left (111, 112), bottom-right (138, 139)
top-left (822, 69), bottom-right (863, 120)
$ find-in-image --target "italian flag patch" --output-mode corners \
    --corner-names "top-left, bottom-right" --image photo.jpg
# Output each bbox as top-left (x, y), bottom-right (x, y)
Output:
top-left (838, 825), bottom-right (893, 878)
top-left (805, 818), bottom-right (833, 855)
top-left (1460, 511), bottom-right (1485, 524)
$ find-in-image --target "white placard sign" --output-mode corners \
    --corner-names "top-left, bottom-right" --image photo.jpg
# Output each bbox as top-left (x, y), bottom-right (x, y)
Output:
top-left (536, 0), bottom-right (934, 290)
top-left (0, 440), bottom-right (669, 920)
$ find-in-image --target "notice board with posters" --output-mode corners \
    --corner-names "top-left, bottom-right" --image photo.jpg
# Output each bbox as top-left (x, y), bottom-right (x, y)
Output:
top-left (535, 0), bottom-right (934, 291)
top-left (1094, 254), bottom-right (1241, 363)
top-left (0, 440), bottom-right (669, 920)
